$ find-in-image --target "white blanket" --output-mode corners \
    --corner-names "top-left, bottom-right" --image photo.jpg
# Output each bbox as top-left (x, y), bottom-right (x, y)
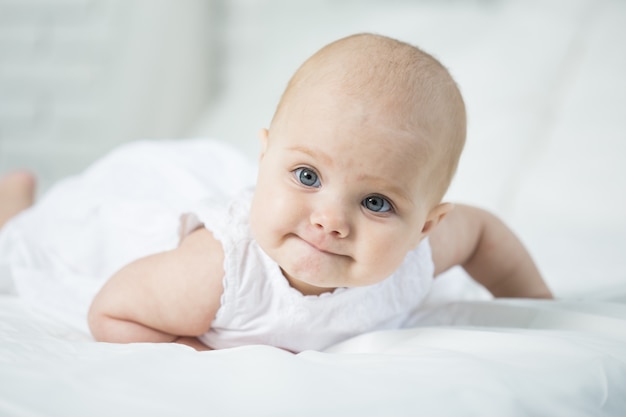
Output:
top-left (1, 295), bottom-right (625, 416)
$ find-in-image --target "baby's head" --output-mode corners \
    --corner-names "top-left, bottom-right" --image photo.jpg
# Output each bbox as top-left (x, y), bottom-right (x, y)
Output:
top-left (272, 33), bottom-right (466, 204)
top-left (250, 33), bottom-right (466, 295)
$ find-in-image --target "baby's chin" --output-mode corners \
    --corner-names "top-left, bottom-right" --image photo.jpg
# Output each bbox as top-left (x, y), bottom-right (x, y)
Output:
top-left (280, 269), bottom-right (337, 296)
top-left (279, 264), bottom-right (394, 296)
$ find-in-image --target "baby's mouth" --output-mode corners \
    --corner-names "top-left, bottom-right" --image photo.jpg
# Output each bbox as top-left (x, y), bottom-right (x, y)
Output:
top-left (303, 239), bottom-right (334, 255)
top-left (296, 234), bottom-right (332, 254)
top-left (296, 234), bottom-right (350, 260)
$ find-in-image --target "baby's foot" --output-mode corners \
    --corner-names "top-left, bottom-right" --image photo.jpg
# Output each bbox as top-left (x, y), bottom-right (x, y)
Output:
top-left (0, 171), bottom-right (36, 228)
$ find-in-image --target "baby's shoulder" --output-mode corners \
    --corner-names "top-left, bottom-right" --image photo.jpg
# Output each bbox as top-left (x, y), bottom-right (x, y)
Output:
top-left (176, 226), bottom-right (226, 321)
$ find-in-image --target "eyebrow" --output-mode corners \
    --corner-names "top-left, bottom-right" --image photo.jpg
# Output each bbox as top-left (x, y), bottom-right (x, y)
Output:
top-left (288, 145), bottom-right (334, 167)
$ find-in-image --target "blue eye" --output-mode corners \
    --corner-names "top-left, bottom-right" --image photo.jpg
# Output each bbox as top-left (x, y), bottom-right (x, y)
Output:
top-left (294, 167), bottom-right (321, 188)
top-left (362, 196), bottom-right (392, 213)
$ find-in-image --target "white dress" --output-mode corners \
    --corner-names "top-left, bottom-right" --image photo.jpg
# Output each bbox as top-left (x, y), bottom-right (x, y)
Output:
top-left (0, 139), bottom-right (256, 332)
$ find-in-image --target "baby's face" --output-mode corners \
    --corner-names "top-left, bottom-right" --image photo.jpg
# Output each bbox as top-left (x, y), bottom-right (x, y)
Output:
top-left (250, 90), bottom-right (436, 295)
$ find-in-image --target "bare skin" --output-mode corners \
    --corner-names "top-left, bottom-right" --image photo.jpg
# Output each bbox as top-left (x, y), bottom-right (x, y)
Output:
top-left (430, 204), bottom-right (551, 299)
top-left (0, 171), bottom-right (36, 228)
top-left (88, 227), bottom-right (223, 351)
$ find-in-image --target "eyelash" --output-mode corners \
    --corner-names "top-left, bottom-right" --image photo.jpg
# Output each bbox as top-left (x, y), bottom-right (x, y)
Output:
top-left (292, 167), bottom-right (395, 214)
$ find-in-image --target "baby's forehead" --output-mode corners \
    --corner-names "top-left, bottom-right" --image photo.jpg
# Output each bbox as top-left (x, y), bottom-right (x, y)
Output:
top-left (284, 114), bottom-right (432, 175)
top-left (275, 84), bottom-right (437, 161)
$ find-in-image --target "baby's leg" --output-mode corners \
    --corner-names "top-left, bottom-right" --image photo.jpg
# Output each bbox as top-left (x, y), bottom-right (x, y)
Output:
top-left (0, 171), bottom-right (36, 228)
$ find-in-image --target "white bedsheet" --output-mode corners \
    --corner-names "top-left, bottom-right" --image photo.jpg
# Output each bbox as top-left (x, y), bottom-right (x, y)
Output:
top-left (1, 293), bottom-right (625, 416)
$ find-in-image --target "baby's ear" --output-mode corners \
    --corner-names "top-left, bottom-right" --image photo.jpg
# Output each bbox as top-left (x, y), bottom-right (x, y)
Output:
top-left (258, 128), bottom-right (269, 160)
top-left (421, 203), bottom-right (454, 235)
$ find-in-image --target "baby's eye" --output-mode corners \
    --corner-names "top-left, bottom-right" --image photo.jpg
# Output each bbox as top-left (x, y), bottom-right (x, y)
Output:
top-left (294, 167), bottom-right (321, 188)
top-left (362, 195), bottom-right (393, 213)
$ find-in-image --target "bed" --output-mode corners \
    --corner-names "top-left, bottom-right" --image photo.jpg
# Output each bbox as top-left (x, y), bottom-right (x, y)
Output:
top-left (1, 257), bottom-right (626, 416)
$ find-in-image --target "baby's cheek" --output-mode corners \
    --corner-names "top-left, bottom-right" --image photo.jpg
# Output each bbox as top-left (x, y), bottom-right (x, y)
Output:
top-left (249, 198), bottom-right (272, 243)
top-left (252, 191), bottom-right (295, 244)
top-left (369, 241), bottom-right (411, 277)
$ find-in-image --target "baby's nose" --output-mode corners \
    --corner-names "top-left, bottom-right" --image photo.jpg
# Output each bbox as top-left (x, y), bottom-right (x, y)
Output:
top-left (309, 204), bottom-right (350, 238)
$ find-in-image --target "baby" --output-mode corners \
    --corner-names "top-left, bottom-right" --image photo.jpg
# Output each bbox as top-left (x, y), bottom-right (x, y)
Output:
top-left (0, 33), bottom-right (552, 352)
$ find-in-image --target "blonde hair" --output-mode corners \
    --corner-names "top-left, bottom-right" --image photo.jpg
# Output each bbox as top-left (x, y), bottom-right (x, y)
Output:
top-left (272, 33), bottom-right (466, 205)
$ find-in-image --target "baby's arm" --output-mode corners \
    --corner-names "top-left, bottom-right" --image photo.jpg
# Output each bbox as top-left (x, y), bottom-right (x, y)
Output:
top-left (88, 227), bottom-right (224, 347)
top-left (429, 204), bottom-right (553, 299)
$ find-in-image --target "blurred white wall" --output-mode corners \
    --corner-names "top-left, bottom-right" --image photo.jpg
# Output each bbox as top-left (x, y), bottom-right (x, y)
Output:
top-left (0, 0), bottom-right (217, 191)
top-left (0, 0), bottom-right (624, 297)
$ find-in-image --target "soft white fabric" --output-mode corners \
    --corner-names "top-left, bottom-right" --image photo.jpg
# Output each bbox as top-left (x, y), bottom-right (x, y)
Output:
top-left (180, 190), bottom-right (434, 352)
top-left (1, 295), bottom-right (625, 417)
top-left (0, 139), bottom-right (256, 332)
